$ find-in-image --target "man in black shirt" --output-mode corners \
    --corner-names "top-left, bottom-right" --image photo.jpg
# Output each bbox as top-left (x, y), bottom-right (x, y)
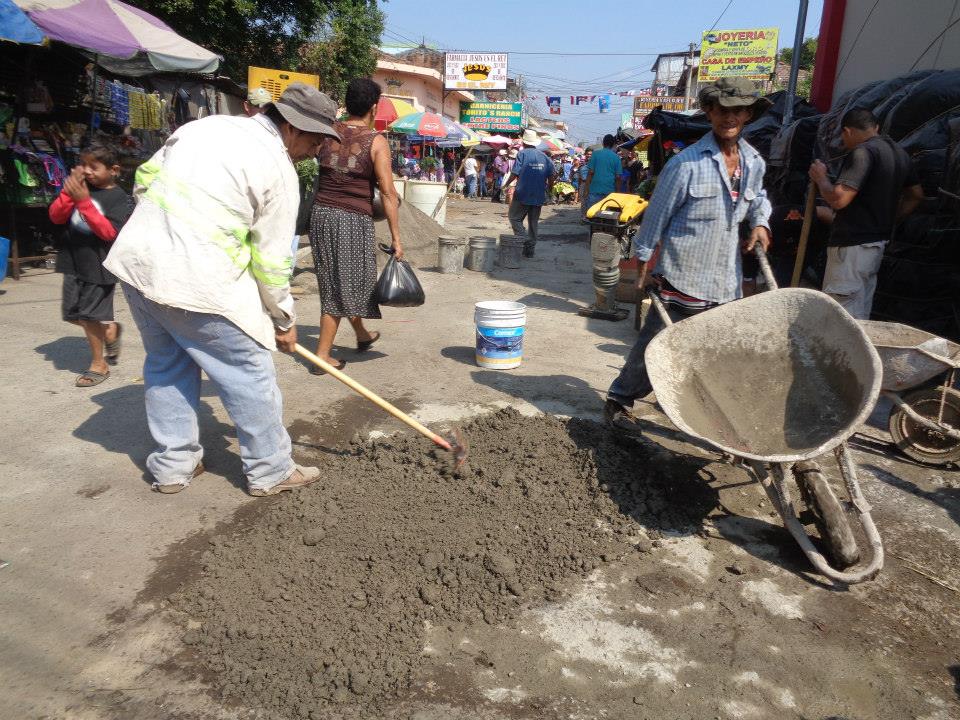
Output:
top-left (809, 108), bottom-right (923, 319)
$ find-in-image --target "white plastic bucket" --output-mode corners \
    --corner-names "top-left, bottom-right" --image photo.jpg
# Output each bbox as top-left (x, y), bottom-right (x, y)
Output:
top-left (467, 236), bottom-right (497, 272)
top-left (475, 301), bottom-right (527, 370)
top-left (405, 180), bottom-right (447, 225)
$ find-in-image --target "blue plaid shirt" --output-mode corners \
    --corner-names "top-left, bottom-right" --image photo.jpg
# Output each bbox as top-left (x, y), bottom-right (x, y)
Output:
top-left (634, 133), bottom-right (771, 303)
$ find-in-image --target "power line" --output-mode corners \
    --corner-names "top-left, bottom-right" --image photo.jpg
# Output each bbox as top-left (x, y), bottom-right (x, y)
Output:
top-left (910, 11), bottom-right (960, 70)
top-left (835, 0), bottom-right (881, 77)
top-left (706, 0), bottom-right (735, 34)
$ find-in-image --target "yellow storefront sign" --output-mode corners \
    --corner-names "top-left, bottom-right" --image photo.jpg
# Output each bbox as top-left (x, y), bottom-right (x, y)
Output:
top-left (699, 27), bottom-right (779, 81)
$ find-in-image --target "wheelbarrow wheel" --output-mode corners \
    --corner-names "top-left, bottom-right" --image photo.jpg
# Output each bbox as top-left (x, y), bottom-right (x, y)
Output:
top-left (888, 386), bottom-right (960, 466)
top-left (792, 461), bottom-right (860, 569)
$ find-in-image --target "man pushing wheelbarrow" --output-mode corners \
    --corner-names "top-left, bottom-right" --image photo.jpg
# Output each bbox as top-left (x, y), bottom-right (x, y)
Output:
top-left (603, 79), bottom-right (885, 584)
top-left (604, 79), bottom-right (773, 434)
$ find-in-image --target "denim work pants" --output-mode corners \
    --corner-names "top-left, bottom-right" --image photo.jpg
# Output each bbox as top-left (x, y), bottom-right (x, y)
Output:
top-left (123, 284), bottom-right (295, 492)
top-left (465, 175), bottom-right (477, 198)
top-left (607, 300), bottom-right (705, 407)
top-left (508, 201), bottom-right (543, 251)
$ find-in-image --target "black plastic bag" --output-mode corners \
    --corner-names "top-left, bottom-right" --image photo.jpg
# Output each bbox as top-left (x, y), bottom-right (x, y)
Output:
top-left (375, 243), bottom-right (425, 307)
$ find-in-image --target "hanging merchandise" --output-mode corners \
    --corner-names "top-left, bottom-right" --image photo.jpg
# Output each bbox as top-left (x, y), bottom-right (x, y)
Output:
top-left (110, 81), bottom-right (129, 126)
top-left (598, 95), bottom-right (610, 113)
top-left (128, 89), bottom-right (147, 129)
top-left (144, 93), bottom-right (163, 130)
top-left (547, 97), bottom-right (561, 115)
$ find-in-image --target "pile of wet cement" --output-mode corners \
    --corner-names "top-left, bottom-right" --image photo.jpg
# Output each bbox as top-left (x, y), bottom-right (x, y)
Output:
top-left (170, 409), bottom-right (714, 717)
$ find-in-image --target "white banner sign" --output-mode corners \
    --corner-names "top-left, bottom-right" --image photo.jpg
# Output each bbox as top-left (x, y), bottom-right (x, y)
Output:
top-left (444, 52), bottom-right (509, 90)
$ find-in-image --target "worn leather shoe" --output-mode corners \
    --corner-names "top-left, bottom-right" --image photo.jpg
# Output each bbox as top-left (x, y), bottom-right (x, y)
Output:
top-left (603, 399), bottom-right (645, 437)
top-left (248, 465), bottom-right (321, 497)
top-left (153, 462), bottom-right (205, 494)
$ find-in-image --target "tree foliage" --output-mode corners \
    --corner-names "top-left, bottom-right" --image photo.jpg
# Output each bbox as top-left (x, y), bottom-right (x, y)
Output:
top-left (132, 0), bottom-right (381, 83)
top-left (779, 37), bottom-right (818, 70)
top-left (298, 1), bottom-right (385, 103)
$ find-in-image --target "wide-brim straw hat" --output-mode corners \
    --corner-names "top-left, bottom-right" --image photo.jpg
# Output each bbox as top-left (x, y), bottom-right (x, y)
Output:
top-left (521, 128), bottom-right (541, 146)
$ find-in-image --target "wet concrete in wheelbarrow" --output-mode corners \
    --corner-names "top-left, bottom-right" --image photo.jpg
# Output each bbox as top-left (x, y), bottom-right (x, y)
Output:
top-left (129, 409), bottom-right (960, 720)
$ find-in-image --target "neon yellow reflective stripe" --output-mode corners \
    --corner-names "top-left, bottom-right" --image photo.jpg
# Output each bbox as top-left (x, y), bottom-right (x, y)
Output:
top-left (135, 158), bottom-right (162, 192)
top-left (137, 162), bottom-right (254, 270)
top-left (250, 244), bottom-right (293, 287)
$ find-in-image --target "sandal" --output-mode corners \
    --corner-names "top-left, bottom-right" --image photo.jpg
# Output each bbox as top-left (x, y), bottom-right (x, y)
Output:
top-left (76, 370), bottom-right (110, 387)
top-left (356, 331), bottom-right (381, 352)
top-left (105, 322), bottom-right (123, 366)
top-left (309, 358), bottom-right (346, 375)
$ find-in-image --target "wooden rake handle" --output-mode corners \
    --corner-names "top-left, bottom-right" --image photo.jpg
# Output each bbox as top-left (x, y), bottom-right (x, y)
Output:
top-left (293, 344), bottom-right (452, 452)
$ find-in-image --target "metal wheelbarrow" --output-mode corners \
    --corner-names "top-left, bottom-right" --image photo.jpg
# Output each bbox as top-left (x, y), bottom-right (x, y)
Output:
top-left (643, 248), bottom-right (884, 584)
top-left (859, 320), bottom-right (960, 465)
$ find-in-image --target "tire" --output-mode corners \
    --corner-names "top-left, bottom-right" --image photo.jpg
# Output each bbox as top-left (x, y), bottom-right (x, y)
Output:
top-left (793, 461), bottom-right (861, 569)
top-left (888, 386), bottom-right (960, 465)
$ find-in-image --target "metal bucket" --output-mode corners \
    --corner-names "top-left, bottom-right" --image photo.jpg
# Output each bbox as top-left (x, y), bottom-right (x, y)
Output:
top-left (467, 236), bottom-right (496, 272)
top-left (498, 235), bottom-right (524, 269)
top-left (437, 236), bottom-right (467, 274)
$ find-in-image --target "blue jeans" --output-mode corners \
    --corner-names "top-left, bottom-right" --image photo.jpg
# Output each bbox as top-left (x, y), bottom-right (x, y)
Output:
top-left (478, 174), bottom-right (487, 196)
top-left (465, 175), bottom-right (477, 197)
top-left (123, 284), bottom-right (295, 492)
top-left (607, 301), bottom-right (704, 407)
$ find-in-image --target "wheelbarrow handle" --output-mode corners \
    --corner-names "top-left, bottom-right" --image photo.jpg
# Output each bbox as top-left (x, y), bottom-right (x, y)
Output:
top-left (754, 244), bottom-right (778, 290)
top-left (646, 287), bottom-right (673, 326)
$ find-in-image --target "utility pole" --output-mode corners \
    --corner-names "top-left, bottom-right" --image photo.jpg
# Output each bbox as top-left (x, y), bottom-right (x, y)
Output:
top-left (782, 0), bottom-right (809, 127)
top-left (683, 42), bottom-right (696, 111)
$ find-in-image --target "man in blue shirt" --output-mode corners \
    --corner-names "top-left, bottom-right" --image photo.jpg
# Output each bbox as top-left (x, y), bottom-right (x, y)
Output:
top-left (582, 134), bottom-right (622, 212)
top-left (604, 79), bottom-right (773, 436)
top-left (504, 129), bottom-right (556, 258)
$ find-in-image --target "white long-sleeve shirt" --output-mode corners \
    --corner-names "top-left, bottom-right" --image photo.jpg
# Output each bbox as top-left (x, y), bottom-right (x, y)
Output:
top-left (104, 114), bottom-right (298, 349)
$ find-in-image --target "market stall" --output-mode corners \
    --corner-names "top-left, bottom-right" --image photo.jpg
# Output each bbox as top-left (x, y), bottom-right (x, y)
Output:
top-left (1, 0), bottom-right (222, 278)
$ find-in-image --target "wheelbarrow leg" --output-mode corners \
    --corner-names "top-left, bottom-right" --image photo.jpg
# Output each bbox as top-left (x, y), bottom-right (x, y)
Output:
top-left (747, 447), bottom-right (884, 585)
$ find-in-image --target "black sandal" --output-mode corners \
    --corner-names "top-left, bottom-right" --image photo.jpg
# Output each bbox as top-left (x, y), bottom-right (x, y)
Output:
top-left (309, 358), bottom-right (346, 375)
top-left (356, 331), bottom-right (381, 352)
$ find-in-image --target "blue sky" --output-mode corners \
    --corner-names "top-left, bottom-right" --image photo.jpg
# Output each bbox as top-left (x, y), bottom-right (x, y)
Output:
top-left (382, 0), bottom-right (824, 144)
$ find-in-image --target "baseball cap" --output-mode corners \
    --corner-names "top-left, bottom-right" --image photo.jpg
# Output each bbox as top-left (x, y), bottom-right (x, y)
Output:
top-left (247, 87), bottom-right (271, 107)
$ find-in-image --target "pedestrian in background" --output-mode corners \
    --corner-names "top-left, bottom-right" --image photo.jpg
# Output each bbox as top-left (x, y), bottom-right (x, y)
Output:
top-left (503, 129), bottom-right (556, 258)
top-left (492, 148), bottom-right (508, 202)
top-left (463, 154), bottom-right (479, 198)
top-left (477, 157), bottom-right (488, 197)
top-left (582, 134), bottom-right (621, 211)
top-left (578, 148), bottom-right (593, 216)
top-left (310, 78), bottom-right (403, 373)
top-left (809, 108), bottom-right (923, 319)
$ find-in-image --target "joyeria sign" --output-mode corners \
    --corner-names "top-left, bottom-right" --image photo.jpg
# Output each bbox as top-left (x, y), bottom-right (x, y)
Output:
top-left (444, 52), bottom-right (509, 90)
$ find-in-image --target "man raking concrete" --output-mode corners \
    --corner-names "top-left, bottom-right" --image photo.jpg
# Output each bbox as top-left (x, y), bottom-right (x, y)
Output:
top-left (105, 83), bottom-right (340, 495)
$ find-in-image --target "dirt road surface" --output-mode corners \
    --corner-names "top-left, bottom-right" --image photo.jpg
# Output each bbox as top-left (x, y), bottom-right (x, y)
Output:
top-left (2, 196), bottom-right (958, 719)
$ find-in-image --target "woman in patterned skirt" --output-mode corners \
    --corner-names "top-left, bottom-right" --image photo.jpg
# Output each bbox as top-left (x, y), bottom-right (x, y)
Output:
top-left (310, 78), bottom-right (403, 372)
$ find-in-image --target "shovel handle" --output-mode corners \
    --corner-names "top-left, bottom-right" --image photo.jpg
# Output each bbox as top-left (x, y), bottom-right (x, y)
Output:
top-left (293, 344), bottom-right (452, 452)
top-left (754, 244), bottom-right (778, 290)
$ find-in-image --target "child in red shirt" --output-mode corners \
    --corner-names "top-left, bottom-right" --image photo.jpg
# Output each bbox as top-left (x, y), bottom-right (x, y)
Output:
top-left (49, 146), bottom-right (133, 387)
